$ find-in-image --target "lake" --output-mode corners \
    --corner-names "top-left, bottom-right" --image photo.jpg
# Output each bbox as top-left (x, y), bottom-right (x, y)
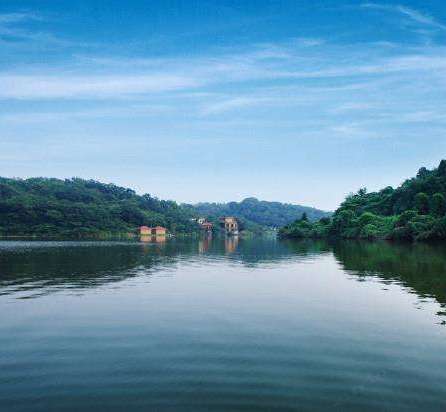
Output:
top-left (1, 237), bottom-right (446, 411)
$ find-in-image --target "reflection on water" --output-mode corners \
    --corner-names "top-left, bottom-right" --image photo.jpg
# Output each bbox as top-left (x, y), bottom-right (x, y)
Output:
top-left (198, 233), bottom-right (212, 254)
top-left (1, 238), bottom-right (445, 316)
top-left (140, 235), bottom-right (166, 243)
top-left (333, 241), bottom-right (446, 315)
top-left (224, 235), bottom-right (239, 253)
top-left (0, 238), bottom-right (332, 299)
top-left (1, 237), bottom-right (446, 411)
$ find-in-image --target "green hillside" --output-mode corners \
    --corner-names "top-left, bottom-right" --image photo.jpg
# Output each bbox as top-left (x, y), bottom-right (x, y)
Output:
top-left (188, 197), bottom-right (331, 229)
top-left (0, 177), bottom-right (198, 237)
top-left (280, 160), bottom-right (446, 241)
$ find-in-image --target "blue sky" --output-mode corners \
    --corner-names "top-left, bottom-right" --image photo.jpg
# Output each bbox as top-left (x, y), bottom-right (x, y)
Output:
top-left (1, 0), bottom-right (445, 210)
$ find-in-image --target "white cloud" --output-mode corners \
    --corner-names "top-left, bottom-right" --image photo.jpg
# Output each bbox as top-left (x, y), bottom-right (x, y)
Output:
top-left (292, 37), bottom-right (325, 47)
top-left (0, 12), bottom-right (41, 24)
top-left (330, 102), bottom-right (376, 114)
top-left (0, 11), bottom-right (93, 49)
top-left (330, 123), bottom-right (380, 139)
top-left (361, 3), bottom-right (446, 31)
top-left (2, 46), bottom-right (446, 100)
top-left (200, 97), bottom-right (272, 115)
top-left (399, 110), bottom-right (446, 123)
top-left (0, 104), bottom-right (173, 124)
top-left (0, 74), bottom-right (201, 99)
top-left (397, 6), bottom-right (446, 29)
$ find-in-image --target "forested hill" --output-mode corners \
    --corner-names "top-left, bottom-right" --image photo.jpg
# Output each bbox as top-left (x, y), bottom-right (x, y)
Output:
top-left (0, 177), bottom-right (198, 237)
top-left (188, 197), bottom-right (331, 228)
top-left (280, 160), bottom-right (446, 241)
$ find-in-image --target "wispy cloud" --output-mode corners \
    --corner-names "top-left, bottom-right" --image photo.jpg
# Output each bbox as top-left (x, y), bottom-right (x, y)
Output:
top-left (2, 3), bottom-right (446, 103)
top-left (0, 12), bottom-right (41, 24)
top-left (329, 102), bottom-right (376, 114)
top-left (0, 74), bottom-right (201, 99)
top-left (2, 44), bottom-right (446, 100)
top-left (0, 11), bottom-right (93, 49)
top-left (200, 97), bottom-right (273, 115)
top-left (398, 110), bottom-right (446, 123)
top-left (0, 104), bottom-right (172, 124)
top-left (292, 37), bottom-right (325, 47)
top-left (1, 6), bottom-right (446, 147)
top-left (0, 11), bottom-right (43, 41)
top-left (361, 3), bottom-right (446, 31)
top-left (329, 122), bottom-right (381, 139)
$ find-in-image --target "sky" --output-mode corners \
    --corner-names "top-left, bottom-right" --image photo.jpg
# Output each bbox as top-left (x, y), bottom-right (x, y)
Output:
top-left (1, 0), bottom-right (446, 210)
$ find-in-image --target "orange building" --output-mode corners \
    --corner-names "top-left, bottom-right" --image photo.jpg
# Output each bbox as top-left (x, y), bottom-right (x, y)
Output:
top-left (152, 226), bottom-right (167, 236)
top-left (201, 222), bottom-right (213, 231)
top-left (140, 226), bottom-right (151, 235)
top-left (139, 226), bottom-right (167, 236)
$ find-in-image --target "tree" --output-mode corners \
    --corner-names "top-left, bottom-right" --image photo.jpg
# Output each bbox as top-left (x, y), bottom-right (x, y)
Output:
top-left (395, 210), bottom-right (418, 227)
top-left (416, 167), bottom-right (429, 179)
top-left (0, 177), bottom-right (199, 236)
top-left (432, 193), bottom-right (446, 217)
top-left (279, 159), bottom-right (446, 242)
top-left (319, 217), bottom-right (331, 225)
top-left (430, 217), bottom-right (446, 239)
top-left (438, 160), bottom-right (446, 176)
top-left (361, 223), bottom-right (379, 239)
top-left (415, 192), bottom-right (429, 214)
top-left (358, 212), bottom-right (377, 227)
top-left (331, 209), bottom-right (355, 234)
top-left (301, 212), bottom-right (308, 222)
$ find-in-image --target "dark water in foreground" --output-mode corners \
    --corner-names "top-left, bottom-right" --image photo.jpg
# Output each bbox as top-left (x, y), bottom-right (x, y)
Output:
top-left (1, 237), bottom-right (446, 411)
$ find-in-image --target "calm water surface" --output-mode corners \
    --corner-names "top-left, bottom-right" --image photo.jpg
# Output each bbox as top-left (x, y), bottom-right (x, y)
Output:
top-left (1, 237), bottom-right (446, 411)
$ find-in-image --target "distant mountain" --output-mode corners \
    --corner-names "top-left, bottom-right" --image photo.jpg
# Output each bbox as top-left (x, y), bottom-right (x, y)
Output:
top-left (0, 177), bottom-right (198, 237)
top-left (188, 197), bottom-right (331, 228)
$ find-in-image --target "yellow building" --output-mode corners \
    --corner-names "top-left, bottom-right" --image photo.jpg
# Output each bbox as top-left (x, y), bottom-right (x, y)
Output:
top-left (139, 226), bottom-right (167, 236)
top-left (220, 217), bottom-right (239, 235)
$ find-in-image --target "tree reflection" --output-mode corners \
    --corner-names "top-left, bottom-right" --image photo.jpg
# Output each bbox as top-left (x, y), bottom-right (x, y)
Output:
top-left (332, 240), bottom-right (446, 316)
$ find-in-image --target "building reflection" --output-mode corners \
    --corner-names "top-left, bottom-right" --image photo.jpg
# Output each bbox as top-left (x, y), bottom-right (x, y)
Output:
top-left (225, 235), bottom-right (239, 254)
top-left (198, 234), bottom-right (212, 253)
top-left (140, 235), bottom-right (166, 244)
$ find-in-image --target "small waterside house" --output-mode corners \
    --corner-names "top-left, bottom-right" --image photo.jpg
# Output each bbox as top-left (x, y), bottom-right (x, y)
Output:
top-left (140, 226), bottom-right (151, 235)
top-left (220, 217), bottom-right (239, 235)
top-left (201, 222), bottom-right (213, 231)
top-left (139, 226), bottom-right (167, 236)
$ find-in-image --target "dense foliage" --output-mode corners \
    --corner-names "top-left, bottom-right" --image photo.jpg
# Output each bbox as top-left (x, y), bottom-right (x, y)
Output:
top-left (280, 160), bottom-right (446, 241)
top-left (0, 177), bottom-right (199, 237)
top-left (189, 197), bottom-right (331, 228)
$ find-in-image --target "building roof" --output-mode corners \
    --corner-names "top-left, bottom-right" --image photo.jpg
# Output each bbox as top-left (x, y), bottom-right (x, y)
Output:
top-left (140, 225), bottom-right (166, 231)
